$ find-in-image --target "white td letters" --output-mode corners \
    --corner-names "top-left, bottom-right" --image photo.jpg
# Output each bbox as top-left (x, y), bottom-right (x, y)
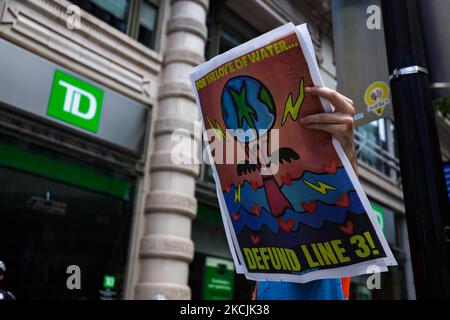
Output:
top-left (59, 80), bottom-right (97, 120)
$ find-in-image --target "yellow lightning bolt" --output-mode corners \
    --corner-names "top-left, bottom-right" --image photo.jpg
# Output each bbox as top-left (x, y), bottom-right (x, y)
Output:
top-left (205, 114), bottom-right (227, 142)
top-left (281, 77), bottom-right (305, 126)
top-left (234, 184), bottom-right (241, 203)
top-left (303, 180), bottom-right (336, 195)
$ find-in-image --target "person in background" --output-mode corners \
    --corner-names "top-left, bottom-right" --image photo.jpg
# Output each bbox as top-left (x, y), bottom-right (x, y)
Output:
top-left (254, 86), bottom-right (356, 300)
top-left (0, 260), bottom-right (16, 300)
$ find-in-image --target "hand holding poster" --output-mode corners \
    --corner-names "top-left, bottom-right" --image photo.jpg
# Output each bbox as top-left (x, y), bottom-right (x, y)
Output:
top-left (190, 23), bottom-right (397, 283)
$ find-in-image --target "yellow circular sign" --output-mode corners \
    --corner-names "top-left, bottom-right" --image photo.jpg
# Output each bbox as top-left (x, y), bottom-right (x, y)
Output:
top-left (364, 81), bottom-right (390, 116)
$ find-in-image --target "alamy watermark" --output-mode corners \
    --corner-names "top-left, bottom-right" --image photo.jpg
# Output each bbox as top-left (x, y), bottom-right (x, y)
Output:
top-left (366, 264), bottom-right (382, 290)
top-left (171, 122), bottom-right (283, 175)
top-left (366, 5), bottom-right (382, 30)
top-left (66, 265), bottom-right (81, 290)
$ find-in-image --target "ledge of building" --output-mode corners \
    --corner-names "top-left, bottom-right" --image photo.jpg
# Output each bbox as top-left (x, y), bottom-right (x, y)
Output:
top-left (0, 0), bottom-right (163, 104)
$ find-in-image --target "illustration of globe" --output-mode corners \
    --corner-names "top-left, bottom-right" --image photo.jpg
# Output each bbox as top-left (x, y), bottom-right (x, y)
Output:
top-left (221, 76), bottom-right (276, 142)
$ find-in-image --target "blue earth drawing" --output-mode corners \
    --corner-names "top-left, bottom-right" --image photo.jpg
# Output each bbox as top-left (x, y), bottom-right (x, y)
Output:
top-left (221, 75), bottom-right (297, 217)
top-left (221, 76), bottom-right (276, 142)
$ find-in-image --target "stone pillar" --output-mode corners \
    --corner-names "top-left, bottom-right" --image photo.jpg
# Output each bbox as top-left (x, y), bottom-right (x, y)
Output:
top-left (134, 0), bottom-right (208, 300)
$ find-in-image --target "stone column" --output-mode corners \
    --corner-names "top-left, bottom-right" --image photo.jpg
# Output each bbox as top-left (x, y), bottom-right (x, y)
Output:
top-left (134, 0), bottom-right (208, 300)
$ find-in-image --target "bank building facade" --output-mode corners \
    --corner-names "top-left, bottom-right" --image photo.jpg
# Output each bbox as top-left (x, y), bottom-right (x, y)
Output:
top-left (1, 0), bottom-right (449, 300)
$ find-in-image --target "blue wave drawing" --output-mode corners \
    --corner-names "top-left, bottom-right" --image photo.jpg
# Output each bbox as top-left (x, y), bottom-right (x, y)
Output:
top-left (223, 168), bottom-right (355, 215)
top-left (231, 190), bottom-right (365, 233)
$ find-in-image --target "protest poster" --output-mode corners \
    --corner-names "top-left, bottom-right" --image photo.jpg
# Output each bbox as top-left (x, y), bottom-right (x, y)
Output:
top-left (190, 23), bottom-right (396, 283)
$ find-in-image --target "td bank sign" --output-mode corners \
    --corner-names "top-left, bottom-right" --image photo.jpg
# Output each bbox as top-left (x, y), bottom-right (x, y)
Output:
top-left (48, 70), bottom-right (104, 133)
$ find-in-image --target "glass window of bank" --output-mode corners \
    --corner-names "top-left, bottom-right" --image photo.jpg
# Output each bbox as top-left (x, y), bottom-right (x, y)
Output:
top-left (0, 136), bottom-right (136, 299)
top-left (70, 0), bottom-right (161, 50)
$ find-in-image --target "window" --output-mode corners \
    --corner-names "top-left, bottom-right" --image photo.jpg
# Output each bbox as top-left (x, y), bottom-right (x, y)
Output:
top-left (0, 138), bottom-right (135, 299)
top-left (205, 1), bottom-right (260, 59)
top-left (71, 0), bottom-right (131, 32)
top-left (136, 0), bottom-right (160, 49)
top-left (355, 118), bottom-right (400, 180)
top-left (70, 0), bottom-right (161, 50)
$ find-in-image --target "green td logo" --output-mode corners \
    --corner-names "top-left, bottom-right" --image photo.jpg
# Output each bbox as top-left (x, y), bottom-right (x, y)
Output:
top-left (48, 70), bottom-right (104, 133)
top-left (103, 275), bottom-right (116, 289)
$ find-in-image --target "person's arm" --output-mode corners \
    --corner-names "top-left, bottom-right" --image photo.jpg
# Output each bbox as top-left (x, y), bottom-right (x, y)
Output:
top-left (300, 86), bottom-right (358, 174)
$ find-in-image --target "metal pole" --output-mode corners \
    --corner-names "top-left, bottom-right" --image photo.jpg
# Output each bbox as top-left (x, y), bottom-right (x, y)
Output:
top-left (381, 0), bottom-right (450, 299)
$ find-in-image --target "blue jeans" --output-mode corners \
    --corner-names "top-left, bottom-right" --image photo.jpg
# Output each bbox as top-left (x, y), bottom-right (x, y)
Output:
top-left (256, 279), bottom-right (345, 300)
